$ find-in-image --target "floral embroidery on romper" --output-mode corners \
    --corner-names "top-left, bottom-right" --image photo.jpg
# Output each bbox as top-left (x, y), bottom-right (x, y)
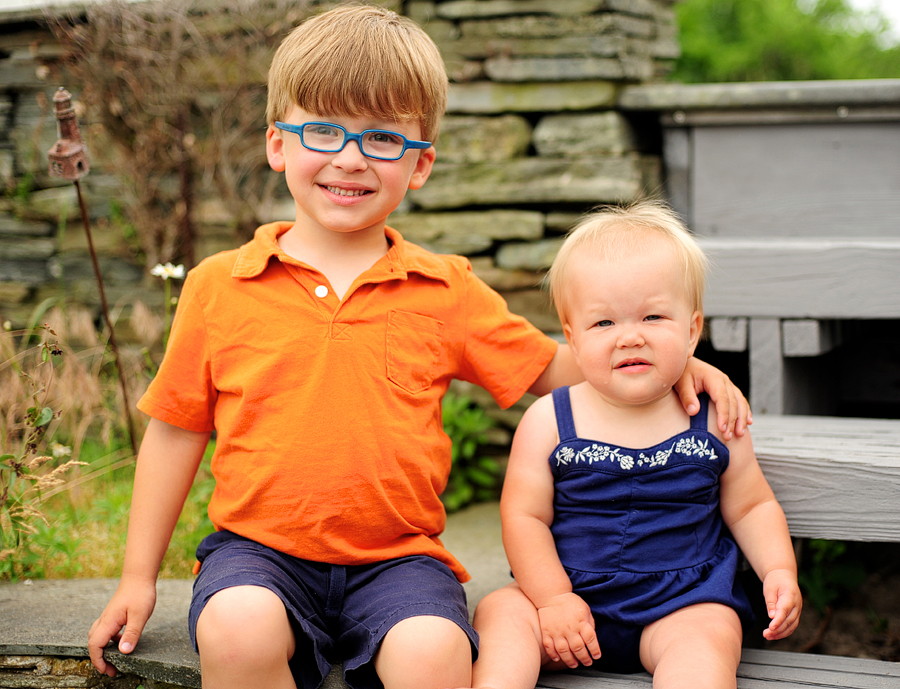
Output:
top-left (555, 436), bottom-right (718, 470)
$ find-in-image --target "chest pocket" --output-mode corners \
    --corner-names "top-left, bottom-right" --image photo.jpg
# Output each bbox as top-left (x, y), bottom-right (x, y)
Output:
top-left (386, 310), bottom-right (443, 394)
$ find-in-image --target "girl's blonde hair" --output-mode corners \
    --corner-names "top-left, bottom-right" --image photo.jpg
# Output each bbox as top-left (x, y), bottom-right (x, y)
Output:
top-left (548, 200), bottom-right (708, 326)
top-left (266, 4), bottom-right (448, 143)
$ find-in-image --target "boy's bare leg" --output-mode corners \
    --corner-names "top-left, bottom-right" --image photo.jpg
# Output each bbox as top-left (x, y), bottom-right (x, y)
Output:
top-left (375, 615), bottom-right (473, 689)
top-left (640, 603), bottom-right (742, 689)
top-left (465, 584), bottom-right (545, 689)
top-left (196, 585), bottom-right (297, 689)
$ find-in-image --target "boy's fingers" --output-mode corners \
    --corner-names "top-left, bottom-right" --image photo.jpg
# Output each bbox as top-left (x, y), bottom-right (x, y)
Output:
top-left (673, 377), bottom-right (701, 417)
top-left (88, 619), bottom-right (121, 676)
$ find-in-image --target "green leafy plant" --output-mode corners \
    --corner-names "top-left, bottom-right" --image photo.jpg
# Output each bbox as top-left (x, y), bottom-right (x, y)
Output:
top-left (798, 538), bottom-right (867, 615)
top-left (441, 392), bottom-right (503, 513)
top-left (0, 324), bottom-right (86, 579)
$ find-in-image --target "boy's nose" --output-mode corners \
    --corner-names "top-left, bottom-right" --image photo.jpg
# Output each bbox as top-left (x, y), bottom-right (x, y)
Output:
top-left (331, 139), bottom-right (369, 171)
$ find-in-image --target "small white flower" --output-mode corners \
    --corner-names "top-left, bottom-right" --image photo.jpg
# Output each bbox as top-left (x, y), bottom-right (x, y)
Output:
top-left (51, 442), bottom-right (72, 458)
top-left (151, 262), bottom-right (186, 281)
top-left (556, 446), bottom-right (575, 465)
top-left (2, 320), bottom-right (10, 331)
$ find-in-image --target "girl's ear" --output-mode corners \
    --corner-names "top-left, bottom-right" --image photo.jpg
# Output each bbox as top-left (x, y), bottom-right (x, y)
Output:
top-left (266, 125), bottom-right (286, 172)
top-left (407, 146), bottom-right (436, 190)
top-left (563, 322), bottom-right (580, 359)
top-left (688, 311), bottom-right (703, 357)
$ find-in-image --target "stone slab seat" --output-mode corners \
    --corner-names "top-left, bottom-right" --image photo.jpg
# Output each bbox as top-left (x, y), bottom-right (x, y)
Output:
top-left (3, 412), bottom-right (900, 687)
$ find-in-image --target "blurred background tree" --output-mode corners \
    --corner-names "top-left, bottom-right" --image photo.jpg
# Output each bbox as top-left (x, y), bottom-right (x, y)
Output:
top-left (672, 0), bottom-right (900, 82)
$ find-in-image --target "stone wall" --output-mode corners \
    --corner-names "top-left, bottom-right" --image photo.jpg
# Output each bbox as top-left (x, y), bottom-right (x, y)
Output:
top-left (0, 0), bottom-right (677, 421)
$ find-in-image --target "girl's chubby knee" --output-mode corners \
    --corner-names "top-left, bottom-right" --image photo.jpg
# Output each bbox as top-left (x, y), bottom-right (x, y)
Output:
top-left (196, 586), bottom-right (295, 667)
top-left (473, 583), bottom-right (537, 624)
top-left (640, 603), bottom-right (742, 673)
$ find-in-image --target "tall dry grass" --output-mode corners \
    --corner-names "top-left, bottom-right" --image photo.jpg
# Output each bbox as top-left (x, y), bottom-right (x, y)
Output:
top-left (1, 301), bottom-right (212, 580)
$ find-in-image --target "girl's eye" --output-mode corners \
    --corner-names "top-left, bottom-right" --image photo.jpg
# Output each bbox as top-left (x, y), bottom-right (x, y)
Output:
top-left (596, 320), bottom-right (613, 327)
top-left (645, 315), bottom-right (662, 322)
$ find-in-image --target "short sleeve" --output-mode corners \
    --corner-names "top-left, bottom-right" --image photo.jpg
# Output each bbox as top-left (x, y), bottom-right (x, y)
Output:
top-left (458, 267), bottom-right (557, 409)
top-left (137, 271), bottom-right (217, 432)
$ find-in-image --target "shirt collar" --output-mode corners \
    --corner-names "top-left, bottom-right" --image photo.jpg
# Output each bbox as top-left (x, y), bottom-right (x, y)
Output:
top-left (231, 222), bottom-right (451, 287)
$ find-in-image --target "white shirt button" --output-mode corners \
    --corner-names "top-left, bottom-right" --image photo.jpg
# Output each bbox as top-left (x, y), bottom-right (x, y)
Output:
top-left (314, 285), bottom-right (328, 298)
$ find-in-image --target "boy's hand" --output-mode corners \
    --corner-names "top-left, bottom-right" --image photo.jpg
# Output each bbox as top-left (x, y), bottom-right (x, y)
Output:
top-left (88, 574), bottom-right (157, 676)
top-left (537, 593), bottom-right (601, 669)
top-left (675, 357), bottom-right (752, 440)
top-left (762, 569), bottom-right (802, 641)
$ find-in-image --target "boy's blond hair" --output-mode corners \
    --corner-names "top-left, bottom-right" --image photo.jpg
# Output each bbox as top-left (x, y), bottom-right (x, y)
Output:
top-left (549, 200), bottom-right (708, 326)
top-left (266, 3), bottom-right (448, 143)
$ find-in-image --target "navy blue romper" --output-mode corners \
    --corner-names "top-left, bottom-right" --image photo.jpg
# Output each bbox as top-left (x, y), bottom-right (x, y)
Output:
top-left (548, 387), bottom-right (753, 673)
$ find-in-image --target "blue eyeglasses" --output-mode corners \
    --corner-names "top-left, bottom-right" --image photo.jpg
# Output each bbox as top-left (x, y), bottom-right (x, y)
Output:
top-left (274, 121), bottom-right (431, 161)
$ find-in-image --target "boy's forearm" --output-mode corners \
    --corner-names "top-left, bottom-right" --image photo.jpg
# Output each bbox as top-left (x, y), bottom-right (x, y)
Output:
top-left (121, 418), bottom-right (210, 581)
top-left (528, 344), bottom-right (583, 397)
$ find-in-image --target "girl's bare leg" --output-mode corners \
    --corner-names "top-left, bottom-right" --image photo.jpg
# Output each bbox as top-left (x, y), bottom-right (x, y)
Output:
top-left (465, 584), bottom-right (547, 689)
top-left (196, 585), bottom-right (297, 689)
top-left (640, 602), bottom-right (743, 689)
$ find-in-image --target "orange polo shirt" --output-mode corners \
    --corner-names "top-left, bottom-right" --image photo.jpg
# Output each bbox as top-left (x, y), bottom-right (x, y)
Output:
top-left (138, 222), bottom-right (557, 581)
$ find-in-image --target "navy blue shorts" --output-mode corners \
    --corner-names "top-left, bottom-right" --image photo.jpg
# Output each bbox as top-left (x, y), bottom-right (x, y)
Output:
top-left (189, 531), bottom-right (478, 689)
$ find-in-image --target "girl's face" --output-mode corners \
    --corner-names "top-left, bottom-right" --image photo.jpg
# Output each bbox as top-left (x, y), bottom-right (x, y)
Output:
top-left (265, 106), bottom-right (435, 241)
top-left (562, 236), bottom-right (702, 410)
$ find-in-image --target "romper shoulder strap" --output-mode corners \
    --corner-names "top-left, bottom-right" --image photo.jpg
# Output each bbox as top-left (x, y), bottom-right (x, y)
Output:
top-left (552, 386), bottom-right (578, 442)
top-left (689, 393), bottom-right (711, 432)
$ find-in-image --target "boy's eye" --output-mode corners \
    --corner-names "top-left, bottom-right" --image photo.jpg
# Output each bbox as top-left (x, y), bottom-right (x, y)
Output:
top-left (644, 315), bottom-right (663, 322)
top-left (366, 131), bottom-right (404, 146)
top-left (595, 320), bottom-right (613, 328)
top-left (308, 124), bottom-right (342, 138)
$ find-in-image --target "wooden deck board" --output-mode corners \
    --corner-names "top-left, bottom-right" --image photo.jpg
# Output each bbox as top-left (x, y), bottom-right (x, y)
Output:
top-left (750, 415), bottom-right (900, 541)
top-left (536, 649), bottom-right (900, 688)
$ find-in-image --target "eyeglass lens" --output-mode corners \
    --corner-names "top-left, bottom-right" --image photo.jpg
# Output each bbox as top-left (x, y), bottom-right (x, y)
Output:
top-left (302, 123), bottom-right (406, 159)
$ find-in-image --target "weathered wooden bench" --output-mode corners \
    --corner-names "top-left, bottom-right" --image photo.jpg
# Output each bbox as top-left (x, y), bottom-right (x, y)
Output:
top-left (2, 412), bottom-right (899, 688)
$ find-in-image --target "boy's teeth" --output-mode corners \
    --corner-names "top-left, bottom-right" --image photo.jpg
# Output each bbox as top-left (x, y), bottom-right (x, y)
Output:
top-left (326, 186), bottom-right (366, 196)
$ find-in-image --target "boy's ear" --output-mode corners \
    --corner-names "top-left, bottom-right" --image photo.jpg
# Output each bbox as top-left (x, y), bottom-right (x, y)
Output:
top-left (688, 311), bottom-right (703, 357)
top-left (266, 125), bottom-right (286, 172)
top-left (407, 145), bottom-right (436, 190)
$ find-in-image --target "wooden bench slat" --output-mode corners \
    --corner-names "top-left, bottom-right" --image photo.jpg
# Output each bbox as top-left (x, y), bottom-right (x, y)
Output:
top-left (742, 649), bottom-right (900, 677)
top-left (537, 649), bottom-right (900, 688)
top-left (751, 415), bottom-right (900, 542)
top-left (697, 238), bottom-right (900, 319)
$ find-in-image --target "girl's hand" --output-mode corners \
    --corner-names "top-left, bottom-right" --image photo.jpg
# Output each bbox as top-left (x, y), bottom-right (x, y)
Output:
top-left (762, 569), bottom-right (803, 641)
top-left (537, 593), bottom-right (601, 668)
top-left (675, 357), bottom-right (751, 440)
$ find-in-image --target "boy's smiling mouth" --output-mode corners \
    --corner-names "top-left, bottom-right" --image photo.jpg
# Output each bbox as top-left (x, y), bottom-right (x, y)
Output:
top-left (323, 185), bottom-right (371, 197)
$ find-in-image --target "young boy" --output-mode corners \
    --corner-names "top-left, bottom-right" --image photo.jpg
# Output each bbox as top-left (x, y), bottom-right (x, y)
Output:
top-left (87, 6), bottom-right (750, 689)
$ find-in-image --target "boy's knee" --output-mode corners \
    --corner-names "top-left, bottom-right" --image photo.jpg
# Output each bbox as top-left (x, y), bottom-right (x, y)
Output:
top-left (196, 585), bottom-right (295, 669)
top-left (376, 615), bottom-right (472, 687)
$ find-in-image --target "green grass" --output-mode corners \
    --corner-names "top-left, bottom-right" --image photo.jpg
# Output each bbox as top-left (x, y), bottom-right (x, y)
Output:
top-left (12, 438), bottom-right (216, 580)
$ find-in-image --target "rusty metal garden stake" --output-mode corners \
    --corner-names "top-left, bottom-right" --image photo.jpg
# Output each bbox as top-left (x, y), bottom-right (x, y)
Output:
top-left (48, 87), bottom-right (138, 458)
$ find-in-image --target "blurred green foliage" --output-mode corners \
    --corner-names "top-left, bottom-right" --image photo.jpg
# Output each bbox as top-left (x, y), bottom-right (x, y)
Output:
top-left (672, 0), bottom-right (900, 83)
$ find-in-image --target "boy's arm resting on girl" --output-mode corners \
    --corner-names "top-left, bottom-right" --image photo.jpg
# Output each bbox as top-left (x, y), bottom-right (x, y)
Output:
top-left (499, 396), bottom-right (602, 669)
top-left (531, 345), bottom-right (752, 440)
top-left (715, 412), bottom-right (802, 640)
top-left (87, 419), bottom-right (210, 677)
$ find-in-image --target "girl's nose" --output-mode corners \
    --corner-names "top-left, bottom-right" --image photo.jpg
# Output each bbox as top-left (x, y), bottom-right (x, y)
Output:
top-left (617, 326), bottom-right (645, 348)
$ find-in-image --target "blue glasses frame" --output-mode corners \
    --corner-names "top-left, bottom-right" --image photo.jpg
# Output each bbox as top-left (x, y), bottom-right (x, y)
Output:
top-left (274, 121), bottom-right (431, 161)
